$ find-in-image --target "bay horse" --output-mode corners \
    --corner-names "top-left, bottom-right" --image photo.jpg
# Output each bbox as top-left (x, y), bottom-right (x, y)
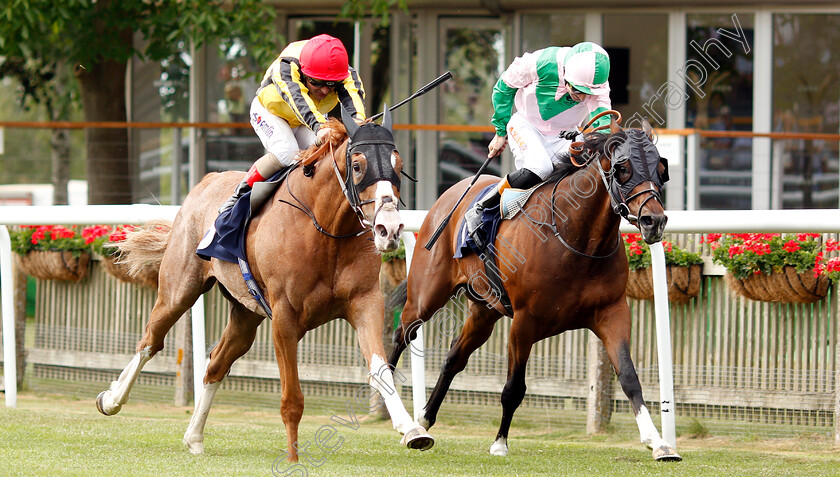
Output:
top-left (95, 109), bottom-right (434, 461)
top-left (388, 116), bottom-right (681, 460)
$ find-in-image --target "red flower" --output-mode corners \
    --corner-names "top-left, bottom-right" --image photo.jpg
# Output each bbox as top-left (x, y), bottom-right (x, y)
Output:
top-left (108, 225), bottom-right (136, 242)
top-left (797, 233), bottom-right (820, 241)
top-left (702, 233), bottom-right (722, 244)
top-left (747, 242), bottom-right (771, 256)
top-left (728, 244), bottom-right (745, 258)
top-left (82, 225), bottom-right (112, 245)
top-left (825, 257), bottom-right (840, 273)
top-left (623, 233), bottom-right (642, 244)
top-left (783, 240), bottom-right (800, 253)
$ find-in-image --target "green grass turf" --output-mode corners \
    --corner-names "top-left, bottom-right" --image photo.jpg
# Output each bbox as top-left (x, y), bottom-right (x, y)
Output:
top-left (2, 392), bottom-right (839, 477)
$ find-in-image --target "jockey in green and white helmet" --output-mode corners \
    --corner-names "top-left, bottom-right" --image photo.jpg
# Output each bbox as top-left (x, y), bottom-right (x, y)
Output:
top-left (465, 42), bottom-right (612, 248)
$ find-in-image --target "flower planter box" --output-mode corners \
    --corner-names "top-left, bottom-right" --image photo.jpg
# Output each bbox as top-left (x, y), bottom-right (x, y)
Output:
top-left (16, 250), bottom-right (91, 282)
top-left (99, 254), bottom-right (159, 288)
top-left (625, 264), bottom-right (703, 303)
top-left (724, 266), bottom-right (828, 303)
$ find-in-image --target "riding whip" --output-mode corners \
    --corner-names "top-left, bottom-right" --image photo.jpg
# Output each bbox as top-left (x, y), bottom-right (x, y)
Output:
top-left (424, 151), bottom-right (501, 250)
top-left (368, 71), bottom-right (453, 122)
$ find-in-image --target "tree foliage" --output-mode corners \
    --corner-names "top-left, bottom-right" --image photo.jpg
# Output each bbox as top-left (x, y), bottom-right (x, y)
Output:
top-left (0, 0), bottom-right (400, 204)
top-left (0, 0), bottom-right (281, 203)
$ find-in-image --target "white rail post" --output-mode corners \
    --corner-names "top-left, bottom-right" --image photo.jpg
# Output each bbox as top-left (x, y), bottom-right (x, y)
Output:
top-left (401, 231), bottom-right (426, 420)
top-left (191, 296), bottom-right (207, 402)
top-left (649, 241), bottom-right (676, 447)
top-left (1, 226), bottom-right (18, 407)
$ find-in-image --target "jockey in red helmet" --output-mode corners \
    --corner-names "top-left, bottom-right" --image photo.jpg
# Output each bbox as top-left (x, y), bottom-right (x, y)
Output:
top-left (219, 34), bottom-right (366, 213)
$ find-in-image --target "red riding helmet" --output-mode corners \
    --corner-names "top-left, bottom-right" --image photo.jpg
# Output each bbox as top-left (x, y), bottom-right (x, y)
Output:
top-left (300, 34), bottom-right (350, 82)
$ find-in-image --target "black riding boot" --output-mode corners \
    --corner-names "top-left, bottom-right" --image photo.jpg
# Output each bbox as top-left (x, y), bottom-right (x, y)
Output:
top-left (218, 179), bottom-right (251, 214)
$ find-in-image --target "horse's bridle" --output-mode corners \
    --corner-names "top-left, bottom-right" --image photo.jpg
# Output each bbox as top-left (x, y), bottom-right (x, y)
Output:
top-left (533, 114), bottom-right (668, 259)
top-left (597, 129), bottom-right (668, 225)
top-left (335, 122), bottom-right (401, 227)
top-left (280, 122), bottom-right (401, 239)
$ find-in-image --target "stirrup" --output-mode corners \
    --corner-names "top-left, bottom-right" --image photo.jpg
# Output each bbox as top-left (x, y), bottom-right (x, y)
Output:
top-left (465, 205), bottom-right (487, 249)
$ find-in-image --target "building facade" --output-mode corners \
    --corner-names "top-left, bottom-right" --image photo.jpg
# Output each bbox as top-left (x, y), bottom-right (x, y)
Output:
top-left (130, 2), bottom-right (840, 211)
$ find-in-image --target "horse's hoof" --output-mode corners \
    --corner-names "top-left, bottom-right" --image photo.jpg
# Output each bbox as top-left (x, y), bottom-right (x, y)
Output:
top-left (184, 437), bottom-right (205, 455)
top-left (95, 391), bottom-right (120, 416)
top-left (401, 427), bottom-right (434, 451)
top-left (652, 445), bottom-right (682, 461)
top-left (489, 438), bottom-right (508, 456)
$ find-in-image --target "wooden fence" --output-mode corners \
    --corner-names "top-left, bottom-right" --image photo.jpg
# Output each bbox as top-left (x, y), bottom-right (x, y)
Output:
top-left (9, 246), bottom-right (839, 437)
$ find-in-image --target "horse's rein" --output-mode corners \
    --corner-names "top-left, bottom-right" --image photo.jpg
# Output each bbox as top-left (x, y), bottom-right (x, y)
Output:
top-left (565, 110), bottom-right (662, 224)
top-left (277, 139), bottom-right (370, 239)
top-left (567, 110), bottom-right (623, 167)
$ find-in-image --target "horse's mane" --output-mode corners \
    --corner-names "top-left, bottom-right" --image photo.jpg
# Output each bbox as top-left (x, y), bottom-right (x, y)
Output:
top-left (544, 130), bottom-right (627, 183)
top-left (297, 118), bottom-right (348, 166)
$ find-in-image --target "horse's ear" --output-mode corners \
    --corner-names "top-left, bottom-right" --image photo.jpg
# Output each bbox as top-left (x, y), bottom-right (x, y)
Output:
top-left (340, 104), bottom-right (360, 138)
top-left (641, 118), bottom-right (654, 141)
top-left (610, 117), bottom-right (621, 135)
top-left (382, 104), bottom-right (392, 132)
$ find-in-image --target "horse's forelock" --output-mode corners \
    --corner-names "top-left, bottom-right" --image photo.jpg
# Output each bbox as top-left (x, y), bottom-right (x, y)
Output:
top-left (297, 118), bottom-right (349, 166)
top-left (583, 130), bottom-right (626, 157)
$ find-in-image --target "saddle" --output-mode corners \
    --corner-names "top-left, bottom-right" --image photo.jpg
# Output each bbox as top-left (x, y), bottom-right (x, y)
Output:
top-left (455, 161), bottom-right (578, 316)
top-left (196, 165), bottom-right (295, 264)
top-left (196, 165), bottom-right (295, 319)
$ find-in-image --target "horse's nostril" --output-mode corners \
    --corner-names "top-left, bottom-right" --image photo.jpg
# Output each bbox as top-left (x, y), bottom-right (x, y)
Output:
top-left (640, 216), bottom-right (654, 228)
top-left (375, 224), bottom-right (388, 238)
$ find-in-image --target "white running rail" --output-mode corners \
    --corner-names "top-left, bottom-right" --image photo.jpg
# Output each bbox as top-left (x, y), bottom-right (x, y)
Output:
top-left (4, 205), bottom-right (840, 449)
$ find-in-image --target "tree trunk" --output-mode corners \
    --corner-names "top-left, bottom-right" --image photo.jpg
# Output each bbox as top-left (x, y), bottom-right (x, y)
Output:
top-left (51, 129), bottom-right (71, 205)
top-left (76, 53), bottom-right (133, 205)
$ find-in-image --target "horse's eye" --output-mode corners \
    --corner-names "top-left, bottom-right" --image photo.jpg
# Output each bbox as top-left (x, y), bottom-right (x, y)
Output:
top-left (616, 164), bottom-right (629, 175)
top-left (353, 162), bottom-right (362, 173)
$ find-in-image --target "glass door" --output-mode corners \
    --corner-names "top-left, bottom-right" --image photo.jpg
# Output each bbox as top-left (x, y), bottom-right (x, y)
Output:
top-left (686, 14), bottom-right (755, 210)
top-left (437, 17), bottom-right (508, 197)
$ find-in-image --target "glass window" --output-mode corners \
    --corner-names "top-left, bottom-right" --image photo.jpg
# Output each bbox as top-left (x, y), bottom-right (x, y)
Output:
top-left (686, 14), bottom-right (754, 210)
top-left (603, 14), bottom-right (668, 121)
top-left (204, 38), bottom-right (263, 176)
top-left (773, 14), bottom-right (840, 209)
top-left (437, 18), bottom-right (507, 197)
top-left (520, 13), bottom-right (584, 54)
top-left (131, 36), bottom-right (192, 204)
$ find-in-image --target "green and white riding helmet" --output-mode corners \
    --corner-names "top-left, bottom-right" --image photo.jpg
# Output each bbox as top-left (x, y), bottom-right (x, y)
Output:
top-left (563, 42), bottom-right (611, 95)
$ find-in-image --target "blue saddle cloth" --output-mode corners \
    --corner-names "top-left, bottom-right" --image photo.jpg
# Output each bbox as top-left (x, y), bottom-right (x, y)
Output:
top-left (454, 184), bottom-right (503, 259)
top-left (196, 169), bottom-right (288, 263)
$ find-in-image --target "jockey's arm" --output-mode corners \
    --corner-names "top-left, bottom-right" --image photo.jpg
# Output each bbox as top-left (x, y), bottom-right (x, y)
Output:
top-left (586, 94), bottom-right (614, 132)
top-left (335, 68), bottom-right (367, 122)
top-left (490, 51), bottom-right (539, 137)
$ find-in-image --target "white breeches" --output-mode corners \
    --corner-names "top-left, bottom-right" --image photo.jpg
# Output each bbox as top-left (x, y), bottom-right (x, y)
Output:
top-left (250, 97), bottom-right (317, 167)
top-left (506, 112), bottom-right (573, 180)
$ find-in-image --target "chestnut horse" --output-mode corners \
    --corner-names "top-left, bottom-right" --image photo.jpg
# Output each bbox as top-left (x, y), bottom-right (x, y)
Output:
top-left (388, 117), bottom-right (681, 460)
top-left (95, 111), bottom-right (434, 461)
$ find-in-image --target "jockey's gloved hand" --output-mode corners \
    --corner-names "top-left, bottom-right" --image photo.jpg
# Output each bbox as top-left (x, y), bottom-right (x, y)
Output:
top-left (558, 129), bottom-right (582, 141)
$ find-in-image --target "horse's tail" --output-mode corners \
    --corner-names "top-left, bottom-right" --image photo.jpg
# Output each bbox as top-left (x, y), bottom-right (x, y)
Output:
top-left (114, 220), bottom-right (172, 279)
top-left (386, 279), bottom-right (408, 310)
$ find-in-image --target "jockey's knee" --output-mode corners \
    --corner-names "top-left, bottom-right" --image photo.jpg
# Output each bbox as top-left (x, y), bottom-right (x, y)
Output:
top-left (508, 168), bottom-right (543, 189)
